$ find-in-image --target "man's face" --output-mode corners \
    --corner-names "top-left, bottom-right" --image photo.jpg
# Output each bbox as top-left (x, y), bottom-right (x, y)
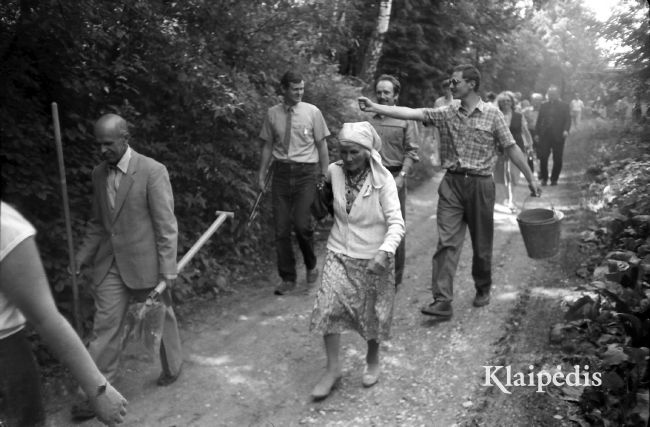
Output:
top-left (532, 97), bottom-right (542, 109)
top-left (283, 81), bottom-right (304, 106)
top-left (547, 88), bottom-right (559, 101)
top-left (95, 126), bottom-right (128, 165)
top-left (449, 71), bottom-right (472, 99)
top-left (375, 80), bottom-right (398, 106)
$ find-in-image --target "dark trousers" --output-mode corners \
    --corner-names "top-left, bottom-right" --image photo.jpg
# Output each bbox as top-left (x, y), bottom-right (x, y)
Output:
top-left (431, 173), bottom-right (495, 302)
top-left (271, 162), bottom-right (318, 282)
top-left (390, 171), bottom-right (407, 286)
top-left (0, 329), bottom-right (46, 427)
top-left (537, 136), bottom-right (565, 183)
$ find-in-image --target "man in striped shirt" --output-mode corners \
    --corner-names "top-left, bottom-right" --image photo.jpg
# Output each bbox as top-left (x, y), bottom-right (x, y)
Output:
top-left (358, 64), bottom-right (541, 319)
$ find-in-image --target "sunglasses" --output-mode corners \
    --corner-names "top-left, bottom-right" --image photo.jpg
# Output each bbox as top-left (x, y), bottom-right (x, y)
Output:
top-left (449, 78), bottom-right (465, 86)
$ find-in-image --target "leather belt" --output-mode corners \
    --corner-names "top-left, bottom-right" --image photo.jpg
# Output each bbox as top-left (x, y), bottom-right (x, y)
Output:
top-left (446, 169), bottom-right (492, 178)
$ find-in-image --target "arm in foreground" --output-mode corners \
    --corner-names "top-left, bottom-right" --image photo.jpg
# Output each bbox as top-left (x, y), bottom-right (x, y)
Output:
top-left (358, 97), bottom-right (426, 122)
top-left (0, 237), bottom-right (128, 425)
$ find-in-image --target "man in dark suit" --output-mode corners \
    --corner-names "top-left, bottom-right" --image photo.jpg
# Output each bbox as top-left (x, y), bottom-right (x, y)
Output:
top-left (535, 85), bottom-right (571, 186)
top-left (71, 113), bottom-right (182, 420)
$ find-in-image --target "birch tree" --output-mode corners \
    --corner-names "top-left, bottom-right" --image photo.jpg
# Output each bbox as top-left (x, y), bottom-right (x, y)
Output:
top-left (359, 0), bottom-right (392, 83)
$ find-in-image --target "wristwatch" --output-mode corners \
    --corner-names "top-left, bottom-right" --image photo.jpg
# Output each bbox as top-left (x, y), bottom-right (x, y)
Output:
top-left (399, 171), bottom-right (407, 177)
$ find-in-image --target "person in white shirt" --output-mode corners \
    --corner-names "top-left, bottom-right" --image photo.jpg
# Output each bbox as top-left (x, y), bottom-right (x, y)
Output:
top-left (309, 122), bottom-right (404, 400)
top-left (570, 95), bottom-right (584, 129)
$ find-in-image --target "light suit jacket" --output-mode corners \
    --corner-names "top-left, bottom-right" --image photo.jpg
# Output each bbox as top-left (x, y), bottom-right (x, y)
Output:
top-left (77, 150), bottom-right (178, 289)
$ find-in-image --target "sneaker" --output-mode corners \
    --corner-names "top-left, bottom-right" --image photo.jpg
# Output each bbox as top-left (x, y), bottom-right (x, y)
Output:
top-left (473, 290), bottom-right (491, 307)
top-left (420, 300), bottom-right (453, 318)
top-left (274, 280), bottom-right (296, 295)
top-left (307, 267), bottom-right (319, 284)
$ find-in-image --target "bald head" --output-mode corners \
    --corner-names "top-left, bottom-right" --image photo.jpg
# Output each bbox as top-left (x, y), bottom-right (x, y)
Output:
top-left (547, 86), bottom-right (560, 102)
top-left (94, 114), bottom-right (129, 165)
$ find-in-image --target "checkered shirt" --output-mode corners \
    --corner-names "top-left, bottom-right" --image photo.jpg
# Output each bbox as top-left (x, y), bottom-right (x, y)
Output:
top-left (420, 99), bottom-right (515, 175)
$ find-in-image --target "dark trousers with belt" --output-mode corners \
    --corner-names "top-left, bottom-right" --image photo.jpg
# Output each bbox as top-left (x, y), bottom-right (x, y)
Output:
top-left (431, 171), bottom-right (495, 302)
top-left (271, 162), bottom-right (318, 282)
top-left (388, 168), bottom-right (406, 286)
top-left (537, 135), bottom-right (565, 183)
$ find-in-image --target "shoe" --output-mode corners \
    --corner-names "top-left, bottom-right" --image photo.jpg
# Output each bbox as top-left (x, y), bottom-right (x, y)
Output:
top-left (71, 400), bottom-right (95, 421)
top-left (274, 280), bottom-right (296, 295)
top-left (550, 181), bottom-right (558, 186)
top-left (157, 367), bottom-right (182, 386)
top-left (311, 372), bottom-right (342, 401)
top-left (307, 267), bottom-right (319, 284)
top-left (362, 364), bottom-right (380, 388)
top-left (420, 300), bottom-right (453, 318)
top-left (541, 180), bottom-right (548, 186)
top-left (473, 290), bottom-right (491, 307)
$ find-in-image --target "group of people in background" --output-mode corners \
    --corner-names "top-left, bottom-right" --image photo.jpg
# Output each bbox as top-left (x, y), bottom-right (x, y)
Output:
top-left (5, 63), bottom-right (585, 426)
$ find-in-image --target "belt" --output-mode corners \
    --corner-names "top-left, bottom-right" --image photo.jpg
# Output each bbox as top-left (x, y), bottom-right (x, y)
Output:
top-left (274, 160), bottom-right (317, 166)
top-left (446, 169), bottom-right (492, 178)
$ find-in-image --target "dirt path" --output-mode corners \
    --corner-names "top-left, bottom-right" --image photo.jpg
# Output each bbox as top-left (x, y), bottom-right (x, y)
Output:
top-left (45, 128), bottom-right (594, 427)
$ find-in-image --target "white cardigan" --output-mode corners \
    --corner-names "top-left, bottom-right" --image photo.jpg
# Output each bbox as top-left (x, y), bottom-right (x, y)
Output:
top-left (326, 161), bottom-right (405, 259)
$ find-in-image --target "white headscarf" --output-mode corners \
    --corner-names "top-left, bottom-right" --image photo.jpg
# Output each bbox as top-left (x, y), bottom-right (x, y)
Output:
top-left (338, 122), bottom-right (393, 188)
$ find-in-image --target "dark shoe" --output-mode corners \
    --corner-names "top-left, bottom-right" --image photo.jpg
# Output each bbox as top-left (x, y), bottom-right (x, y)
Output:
top-left (71, 400), bottom-right (95, 421)
top-left (541, 180), bottom-right (548, 186)
top-left (307, 268), bottom-right (319, 284)
top-left (420, 300), bottom-right (453, 318)
top-left (550, 181), bottom-right (558, 186)
top-left (274, 280), bottom-right (296, 295)
top-left (157, 367), bottom-right (182, 386)
top-left (473, 290), bottom-right (491, 307)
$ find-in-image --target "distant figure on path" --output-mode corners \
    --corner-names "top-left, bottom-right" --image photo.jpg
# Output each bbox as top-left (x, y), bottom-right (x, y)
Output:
top-left (535, 85), bottom-right (571, 186)
top-left (257, 71), bottom-right (330, 295)
top-left (368, 74), bottom-right (419, 286)
top-left (71, 113), bottom-right (183, 421)
top-left (309, 122), bottom-right (404, 400)
top-left (570, 95), bottom-right (584, 129)
top-left (1, 201), bottom-right (128, 426)
top-left (358, 64), bottom-right (541, 320)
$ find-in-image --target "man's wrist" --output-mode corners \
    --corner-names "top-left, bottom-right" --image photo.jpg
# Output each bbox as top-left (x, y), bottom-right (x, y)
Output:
top-left (399, 170), bottom-right (407, 177)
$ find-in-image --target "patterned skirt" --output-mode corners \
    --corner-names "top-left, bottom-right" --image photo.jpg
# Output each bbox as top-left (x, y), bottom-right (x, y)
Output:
top-left (310, 250), bottom-right (396, 341)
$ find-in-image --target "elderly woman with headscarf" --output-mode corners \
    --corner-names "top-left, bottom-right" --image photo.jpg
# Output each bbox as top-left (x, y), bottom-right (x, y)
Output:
top-left (309, 122), bottom-right (405, 400)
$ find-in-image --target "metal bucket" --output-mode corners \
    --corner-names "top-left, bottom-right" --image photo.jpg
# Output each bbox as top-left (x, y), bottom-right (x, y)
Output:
top-left (517, 208), bottom-right (563, 259)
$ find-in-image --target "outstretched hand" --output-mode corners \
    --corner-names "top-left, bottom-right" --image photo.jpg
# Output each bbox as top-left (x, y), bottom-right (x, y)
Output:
top-left (357, 97), bottom-right (375, 113)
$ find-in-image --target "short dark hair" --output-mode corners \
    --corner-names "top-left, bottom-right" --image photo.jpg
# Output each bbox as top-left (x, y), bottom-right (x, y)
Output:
top-left (280, 71), bottom-right (304, 89)
top-left (375, 74), bottom-right (401, 95)
top-left (453, 64), bottom-right (481, 92)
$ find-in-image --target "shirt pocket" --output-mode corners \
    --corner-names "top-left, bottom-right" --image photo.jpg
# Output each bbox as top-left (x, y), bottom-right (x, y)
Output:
top-left (470, 122), bottom-right (494, 155)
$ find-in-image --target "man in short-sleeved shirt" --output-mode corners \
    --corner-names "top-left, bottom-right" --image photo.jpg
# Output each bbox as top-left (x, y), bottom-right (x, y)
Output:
top-left (258, 71), bottom-right (330, 295)
top-left (368, 74), bottom-right (419, 286)
top-left (358, 64), bottom-right (540, 319)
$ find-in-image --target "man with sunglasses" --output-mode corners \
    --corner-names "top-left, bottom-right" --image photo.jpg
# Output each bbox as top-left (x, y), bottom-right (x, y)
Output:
top-left (358, 64), bottom-right (541, 320)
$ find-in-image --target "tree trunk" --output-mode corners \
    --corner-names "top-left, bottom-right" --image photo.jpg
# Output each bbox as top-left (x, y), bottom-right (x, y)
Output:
top-left (359, 0), bottom-right (392, 83)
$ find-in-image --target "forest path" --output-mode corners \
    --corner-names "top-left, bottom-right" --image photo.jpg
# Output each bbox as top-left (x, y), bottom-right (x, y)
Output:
top-left (45, 125), bottom-right (594, 427)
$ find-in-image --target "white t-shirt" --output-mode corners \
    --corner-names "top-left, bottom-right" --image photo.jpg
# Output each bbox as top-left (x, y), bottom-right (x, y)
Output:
top-left (0, 201), bottom-right (36, 339)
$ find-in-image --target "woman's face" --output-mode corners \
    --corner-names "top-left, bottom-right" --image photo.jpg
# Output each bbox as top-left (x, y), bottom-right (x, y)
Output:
top-left (339, 140), bottom-right (369, 173)
top-left (498, 97), bottom-right (513, 113)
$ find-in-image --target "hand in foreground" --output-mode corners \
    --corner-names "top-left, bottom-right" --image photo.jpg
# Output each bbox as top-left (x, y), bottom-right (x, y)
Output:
top-left (562, 130), bottom-right (569, 139)
top-left (528, 182), bottom-right (542, 197)
top-left (366, 250), bottom-right (389, 275)
top-left (357, 97), bottom-right (376, 113)
top-left (89, 382), bottom-right (128, 425)
top-left (394, 175), bottom-right (405, 190)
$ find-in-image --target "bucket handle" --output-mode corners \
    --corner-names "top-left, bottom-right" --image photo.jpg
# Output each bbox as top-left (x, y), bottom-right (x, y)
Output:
top-left (521, 195), bottom-right (555, 213)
